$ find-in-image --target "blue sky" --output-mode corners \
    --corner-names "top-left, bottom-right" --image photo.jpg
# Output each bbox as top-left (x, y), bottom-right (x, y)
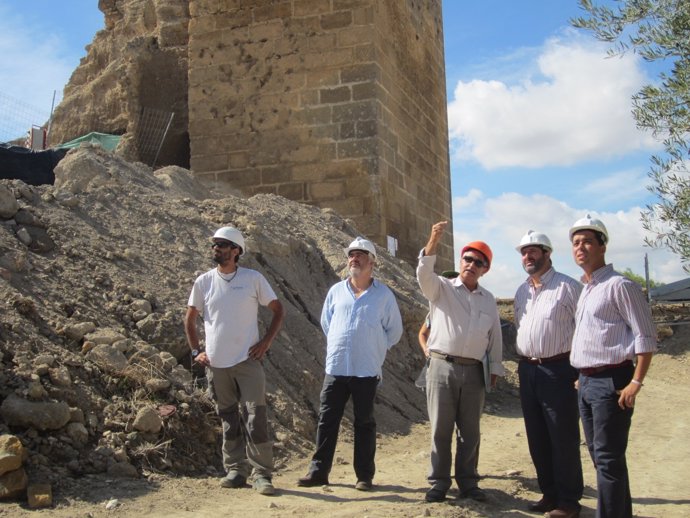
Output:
top-left (0, 1), bottom-right (684, 296)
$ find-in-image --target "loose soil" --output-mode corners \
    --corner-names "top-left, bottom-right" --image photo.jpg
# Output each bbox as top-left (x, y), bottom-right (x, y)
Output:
top-left (4, 319), bottom-right (689, 518)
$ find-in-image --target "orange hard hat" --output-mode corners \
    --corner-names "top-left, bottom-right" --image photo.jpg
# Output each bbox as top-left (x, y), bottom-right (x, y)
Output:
top-left (460, 241), bottom-right (493, 270)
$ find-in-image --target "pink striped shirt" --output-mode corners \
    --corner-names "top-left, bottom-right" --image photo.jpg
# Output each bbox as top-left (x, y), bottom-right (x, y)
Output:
top-left (514, 267), bottom-right (582, 359)
top-left (570, 264), bottom-right (657, 369)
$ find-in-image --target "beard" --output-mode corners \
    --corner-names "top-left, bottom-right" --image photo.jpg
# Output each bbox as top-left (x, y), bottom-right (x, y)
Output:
top-left (213, 251), bottom-right (231, 265)
top-left (349, 266), bottom-right (362, 278)
top-left (523, 256), bottom-right (546, 275)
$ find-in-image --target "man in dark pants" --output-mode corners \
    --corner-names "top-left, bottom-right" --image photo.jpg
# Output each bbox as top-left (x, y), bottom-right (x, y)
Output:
top-left (569, 215), bottom-right (657, 518)
top-left (514, 230), bottom-right (583, 518)
top-left (297, 237), bottom-right (403, 490)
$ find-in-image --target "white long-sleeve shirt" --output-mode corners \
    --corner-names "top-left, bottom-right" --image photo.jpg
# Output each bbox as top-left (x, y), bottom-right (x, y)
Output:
top-left (416, 251), bottom-right (505, 376)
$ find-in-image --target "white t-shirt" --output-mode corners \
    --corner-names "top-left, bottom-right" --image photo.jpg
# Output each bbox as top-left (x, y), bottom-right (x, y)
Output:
top-left (188, 266), bottom-right (278, 368)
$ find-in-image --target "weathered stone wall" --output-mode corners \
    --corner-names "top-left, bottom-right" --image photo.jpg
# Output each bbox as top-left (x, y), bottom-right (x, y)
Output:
top-left (49, 0), bottom-right (191, 168)
top-left (188, 0), bottom-right (453, 268)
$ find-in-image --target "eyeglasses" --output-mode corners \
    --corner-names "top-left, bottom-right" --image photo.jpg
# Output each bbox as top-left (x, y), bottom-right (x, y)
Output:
top-left (211, 241), bottom-right (238, 249)
top-left (462, 255), bottom-right (487, 269)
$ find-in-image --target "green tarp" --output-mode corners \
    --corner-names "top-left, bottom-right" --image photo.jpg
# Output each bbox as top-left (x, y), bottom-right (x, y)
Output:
top-left (56, 132), bottom-right (121, 151)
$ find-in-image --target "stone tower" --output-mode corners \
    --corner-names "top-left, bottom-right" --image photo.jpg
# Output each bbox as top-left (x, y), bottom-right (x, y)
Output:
top-left (188, 0), bottom-right (453, 268)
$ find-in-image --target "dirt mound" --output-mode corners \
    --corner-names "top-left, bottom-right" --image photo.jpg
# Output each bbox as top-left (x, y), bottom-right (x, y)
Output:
top-left (0, 145), bottom-right (433, 487)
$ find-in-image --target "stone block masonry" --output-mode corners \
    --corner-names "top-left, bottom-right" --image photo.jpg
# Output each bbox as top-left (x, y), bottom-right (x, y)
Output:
top-left (189, 0), bottom-right (454, 269)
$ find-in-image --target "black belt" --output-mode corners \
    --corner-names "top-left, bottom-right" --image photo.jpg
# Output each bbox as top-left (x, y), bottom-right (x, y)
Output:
top-left (520, 351), bottom-right (571, 365)
top-left (429, 351), bottom-right (480, 365)
top-left (579, 360), bottom-right (633, 376)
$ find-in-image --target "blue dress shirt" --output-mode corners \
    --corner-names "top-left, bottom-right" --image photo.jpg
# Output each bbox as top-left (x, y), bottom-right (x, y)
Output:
top-left (321, 278), bottom-right (403, 378)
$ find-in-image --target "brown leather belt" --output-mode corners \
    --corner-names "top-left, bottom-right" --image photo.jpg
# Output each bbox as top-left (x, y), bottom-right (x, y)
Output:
top-left (579, 360), bottom-right (633, 376)
top-left (520, 351), bottom-right (571, 365)
top-left (429, 350), bottom-right (480, 365)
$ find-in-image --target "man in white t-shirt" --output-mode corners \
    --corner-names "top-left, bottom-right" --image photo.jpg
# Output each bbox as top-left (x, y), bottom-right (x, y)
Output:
top-left (184, 226), bottom-right (284, 496)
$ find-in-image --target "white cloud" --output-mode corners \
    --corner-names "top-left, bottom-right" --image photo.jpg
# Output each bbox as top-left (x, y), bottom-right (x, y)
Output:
top-left (452, 188), bottom-right (484, 212)
top-left (451, 191), bottom-right (686, 297)
top-left (447, 31), bottom-right (660, 169)
top-left (582, 168), bottom-right (651, 203)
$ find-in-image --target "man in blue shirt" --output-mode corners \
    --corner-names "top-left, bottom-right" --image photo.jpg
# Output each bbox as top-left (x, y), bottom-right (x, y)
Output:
top-left (298, 236), bottom-right (403, 491)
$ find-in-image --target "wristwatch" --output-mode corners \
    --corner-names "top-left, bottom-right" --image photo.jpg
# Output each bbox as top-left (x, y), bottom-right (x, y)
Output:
top-left (191, 349), bottom-right (200, 358)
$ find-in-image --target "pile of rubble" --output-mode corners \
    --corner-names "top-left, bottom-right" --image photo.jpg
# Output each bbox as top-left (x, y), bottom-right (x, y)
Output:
top-left (0, 145), bottom-right (432, 500)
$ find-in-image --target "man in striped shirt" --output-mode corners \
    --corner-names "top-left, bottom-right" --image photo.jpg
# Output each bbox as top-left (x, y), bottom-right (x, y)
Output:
top-left (514, 230), bottom-right (583, 518)
top-left (569, 215), bottom-right (657, 518)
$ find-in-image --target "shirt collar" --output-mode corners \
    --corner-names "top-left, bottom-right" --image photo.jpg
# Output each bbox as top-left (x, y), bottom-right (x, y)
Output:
top-left (452, 277), bottom-right (484, 295)
top-left (580, 263), bottom-right (613, 284)
top-left (526, 266), bottom-right (555, 287)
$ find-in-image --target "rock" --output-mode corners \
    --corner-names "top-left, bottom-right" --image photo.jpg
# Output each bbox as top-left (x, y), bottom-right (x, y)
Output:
top-left (145, 378), bottom-right (171, 392)
top-left (84, 328), bottom-right (127, 345)
top-left (113, 339), bottom-right (133, 353)
top-left (0, 394), bottom-right (71, 431)
top-left (112, 447), bottom-right (129, 463)
top-left (53, 190), bottom-right (79, 208)
top-left (34, 364), bottom-right (50, 376)
top-left (86, 344), bottom-right (128, 373)
top-left (16, 227), bottom-right (32, 246)
top-left (134, 313), bottom-right (188, 359)
top-left (32, 354), bottom-right (56, 368)
top-left (105, 498), bottom-right (120, 509)
top-left (22, 226), bottom-right (56, 253)
top-left (130, 299), bottom-right (152, 314)
top-left (53, 150), bottom-right (111, 194)
top-left (64, 321), bottom-right (97, 341)
top-left (132, 407), bottom-right (162, 434)
top-left (159, 351), bottom-right (178, 371)
top-left (69, 407), bottom-right (85, 424)
top-left (132, 309), bottom-right (149, 322)
top-left (27, 381), bottom-right (48, 400)
top-left (128, 342), bottom-right (162, 362)
top-left (66, 422), bottom-right (89, 446)
top-left (27, 483), bottom-right (52, 508)
top-left (0, 435), bottom-right (27, 476)
top-left (81, 341), bottom-right (96, 354)
top-left (0, 185), bottom-right (19, 219)
top-left (168, 365), bottom-right (192, 386)
top-left (13, 208), bottom-right (43, 227)
top-left (48, 366), bottom-right (72, 387)
top-left (0, 467), bottom-right (28, 499)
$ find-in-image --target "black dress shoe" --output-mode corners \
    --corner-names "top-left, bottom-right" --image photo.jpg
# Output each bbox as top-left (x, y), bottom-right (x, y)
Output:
top-left (528, 496), bottom-right (557, 513)
top-left (425, 487), bottom-right (446, 503)
top-left (355, 480), bottom-right (372, 491)
top-left (460, 487), bottom-right (487, 502)
top-left (297, 472), bottom-right (329, 487)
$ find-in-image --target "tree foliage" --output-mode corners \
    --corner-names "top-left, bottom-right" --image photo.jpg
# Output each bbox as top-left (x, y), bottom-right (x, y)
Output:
top-left (572, 0), bottom-right (690, 273)
top-left (621, 267), bottom-right (663, 288)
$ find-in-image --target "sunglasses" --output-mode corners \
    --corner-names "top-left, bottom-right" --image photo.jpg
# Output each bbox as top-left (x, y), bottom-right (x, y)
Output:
top-left (462, 255), bottom-right (487, 269)
top-left (211, 241), bottom-right (238, 249)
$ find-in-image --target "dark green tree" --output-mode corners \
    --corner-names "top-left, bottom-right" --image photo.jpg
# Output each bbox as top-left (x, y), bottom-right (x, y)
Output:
top-left (572, 0), bottom-right (690, 273)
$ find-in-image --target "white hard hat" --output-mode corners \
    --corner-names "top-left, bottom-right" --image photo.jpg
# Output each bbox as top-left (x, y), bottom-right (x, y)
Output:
top-left (211, 227), bottom-right (246, 255)
top-left (516, 230), bottom-right (553, 253)
top-left (344, 236), bottom-right (377, 259)
top-left (569, 214), bottom-right (609, 244)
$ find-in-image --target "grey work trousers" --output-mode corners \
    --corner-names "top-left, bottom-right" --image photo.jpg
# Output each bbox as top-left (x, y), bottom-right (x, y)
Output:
top-left (207, 359), bottom-right (273, 479)
top-left (426, 357), bottom-right (485, 492)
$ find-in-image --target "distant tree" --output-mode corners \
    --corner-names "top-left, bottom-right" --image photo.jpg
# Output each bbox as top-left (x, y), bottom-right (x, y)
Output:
top-left (621, 267), bottom-right (663, 289)
top-left (572, 0), bottom-right (690, 273)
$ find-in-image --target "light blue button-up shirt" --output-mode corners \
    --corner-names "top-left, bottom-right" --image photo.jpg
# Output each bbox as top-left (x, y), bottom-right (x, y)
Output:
top-left (321, 278), bottom-right (403, 378)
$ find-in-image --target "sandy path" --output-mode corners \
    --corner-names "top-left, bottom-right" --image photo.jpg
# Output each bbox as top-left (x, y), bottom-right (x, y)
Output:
top-left (5, 352), bottom-right (689, 518)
